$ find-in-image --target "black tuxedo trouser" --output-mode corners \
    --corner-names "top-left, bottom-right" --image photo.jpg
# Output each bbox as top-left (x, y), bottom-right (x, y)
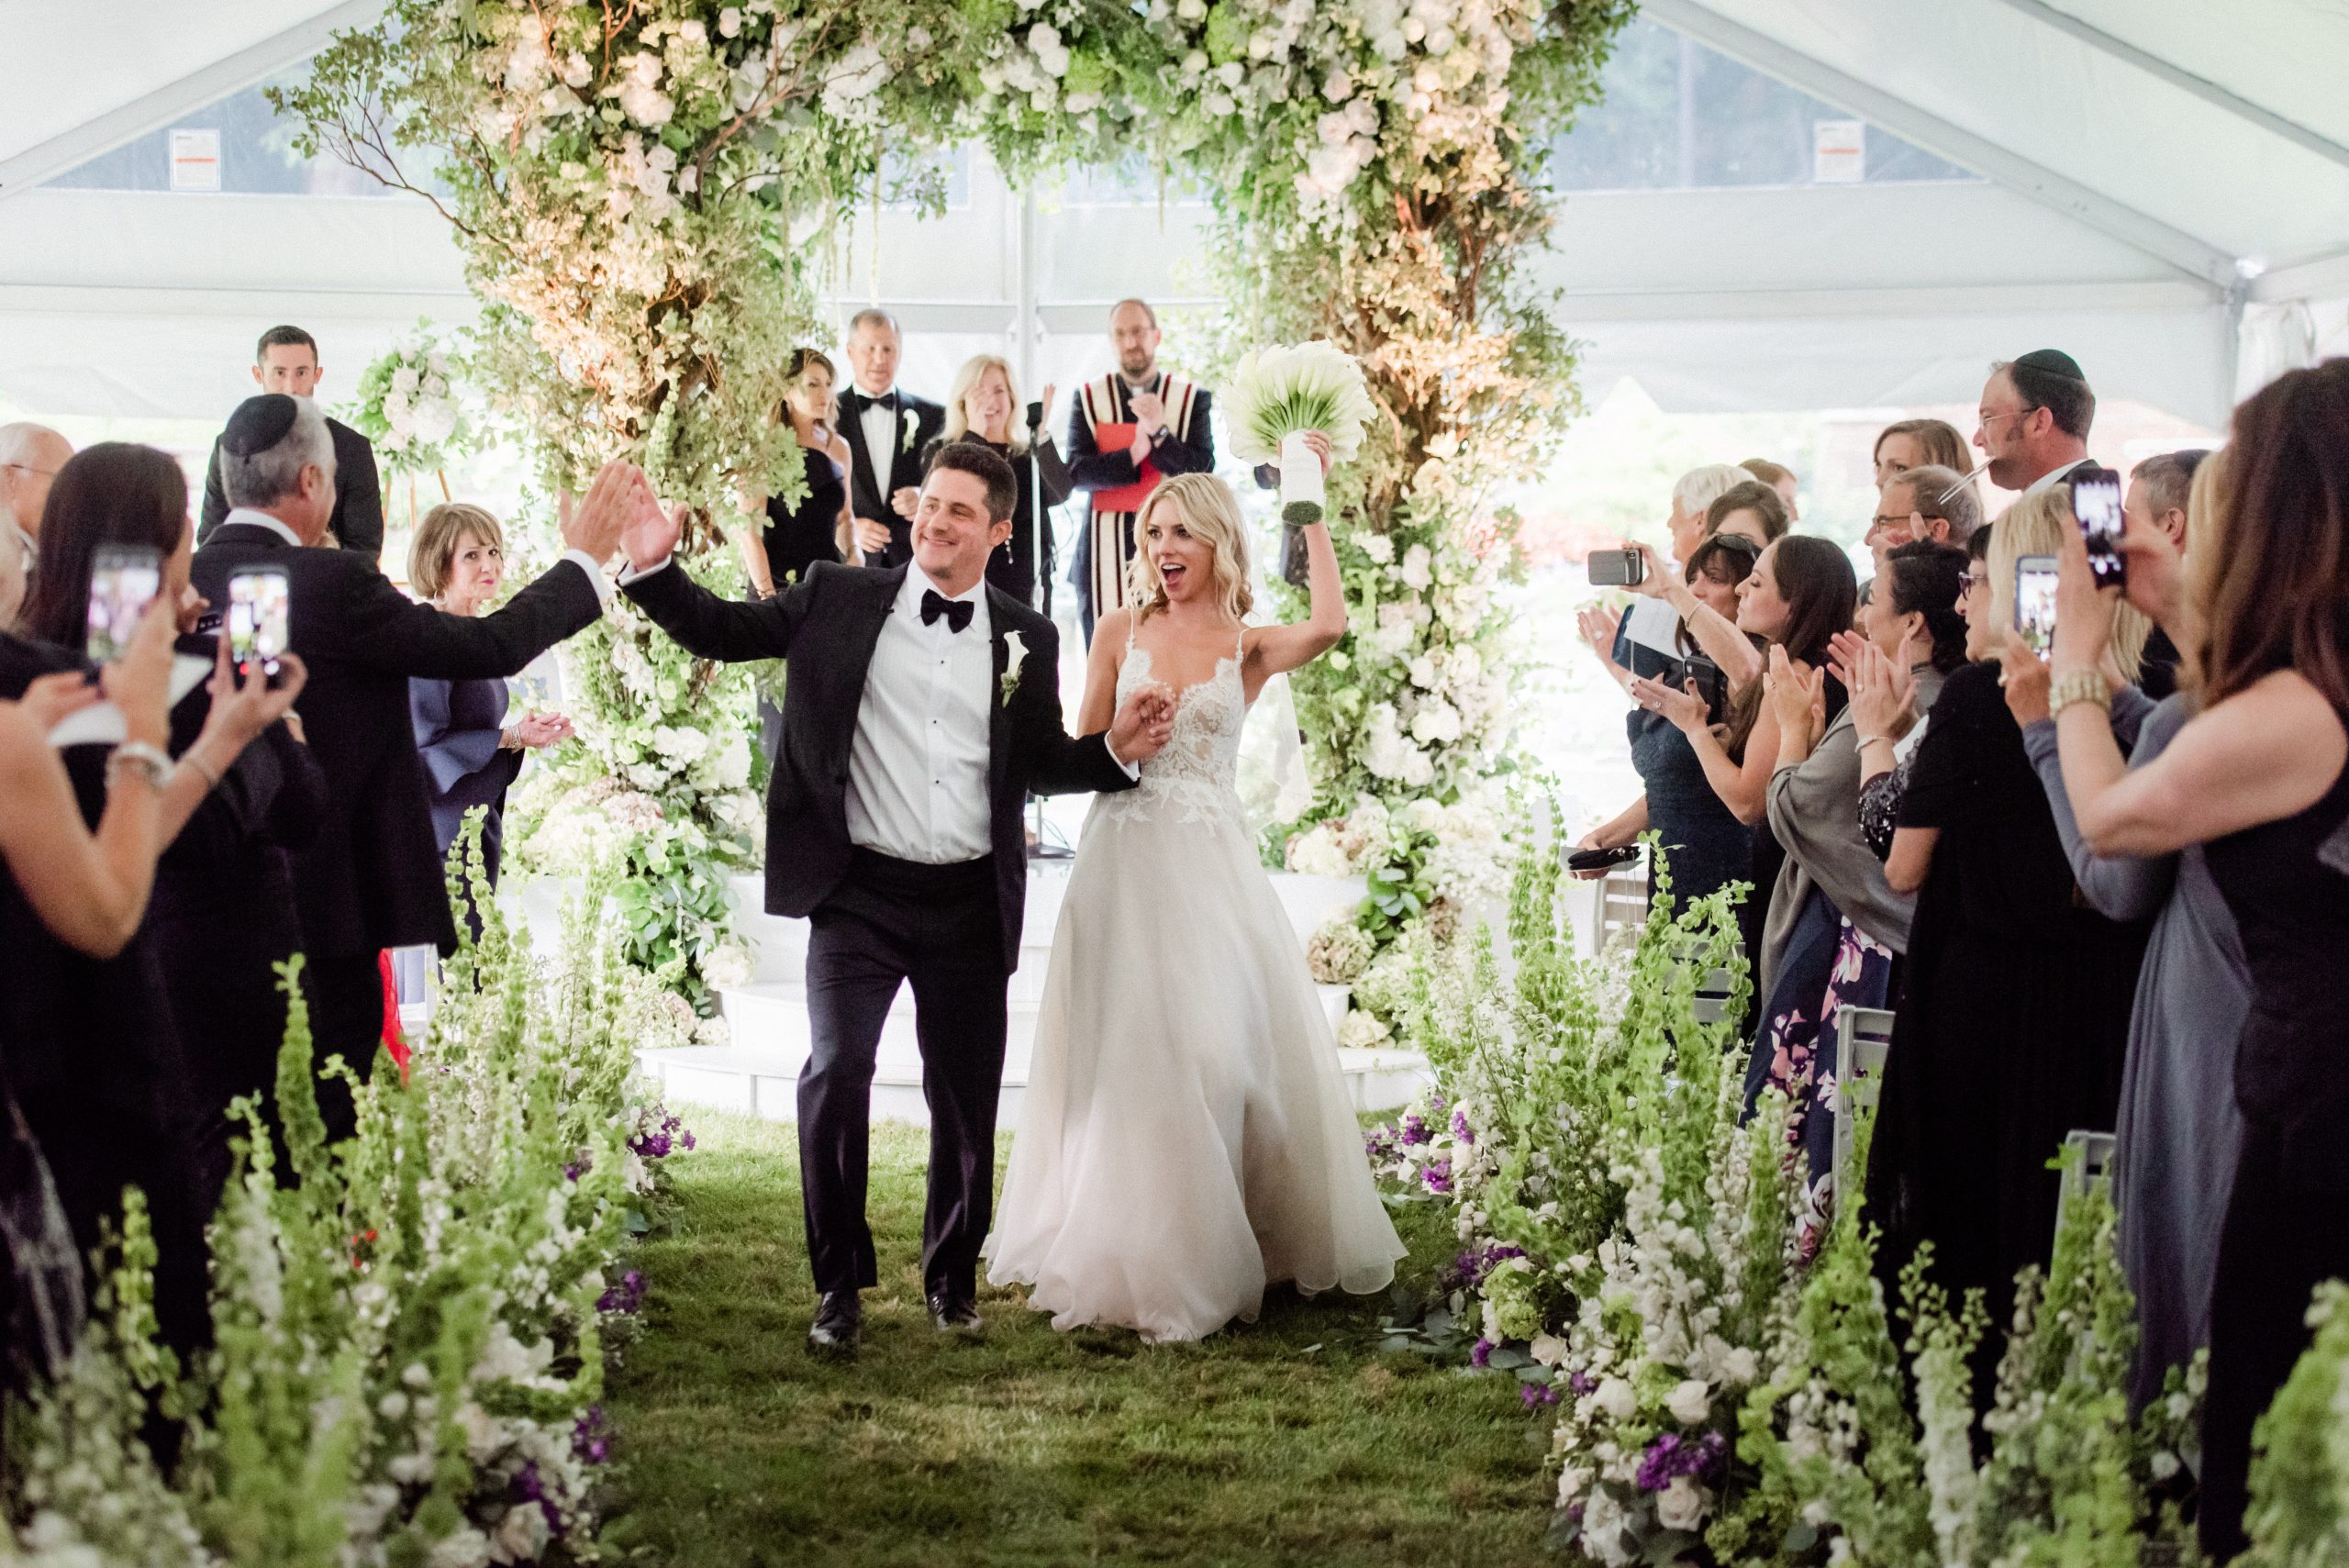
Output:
top-left (800, 849), bottom-right (1007, 1300)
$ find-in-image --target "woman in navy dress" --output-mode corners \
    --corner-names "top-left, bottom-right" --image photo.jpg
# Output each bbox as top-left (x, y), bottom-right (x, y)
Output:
top-left (406, 504), bottom-right (571, 933)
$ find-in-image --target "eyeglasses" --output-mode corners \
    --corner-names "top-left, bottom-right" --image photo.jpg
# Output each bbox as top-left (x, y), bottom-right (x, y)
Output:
top-left (1870, 513), bottom-right (1947, 531)
top-left (1976, 407), bottom-right (2037, 436)
top-left (1, 462), bottom-right (59, 479)
top-left (1957, 571), bottom-right (1987, 596)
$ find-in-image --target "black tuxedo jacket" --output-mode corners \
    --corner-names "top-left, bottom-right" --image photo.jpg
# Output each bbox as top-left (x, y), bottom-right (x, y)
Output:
top-left (190, 522), bottom-right (604, 956)
top-left (837, 389), bottom-right (946, 571)
top-left (622, 559), bottom-right (1136, 966)
top-left (198, 417), bottom-right (387, 567)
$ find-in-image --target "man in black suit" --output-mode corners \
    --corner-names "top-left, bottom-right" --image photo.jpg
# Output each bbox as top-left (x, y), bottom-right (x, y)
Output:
top-left (197, 325), bottom-right (387, 569)
top-left (618, 441), bottom-right (1173, 1355)
top-left (190, 393), bottom-right (642, 1140)
top-left (837, 308), bottom-right (944, 572)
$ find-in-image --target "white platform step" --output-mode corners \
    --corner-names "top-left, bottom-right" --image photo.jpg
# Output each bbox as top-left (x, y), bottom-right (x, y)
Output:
top-left (635, 1040), bottom-right (1430, 1128)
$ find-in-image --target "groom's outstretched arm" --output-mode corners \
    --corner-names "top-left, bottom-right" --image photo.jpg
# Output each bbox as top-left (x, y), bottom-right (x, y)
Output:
top-left (1013, 617), bottom-right (1142, 796)
top-left (621, 558), bottom-right (818, 664)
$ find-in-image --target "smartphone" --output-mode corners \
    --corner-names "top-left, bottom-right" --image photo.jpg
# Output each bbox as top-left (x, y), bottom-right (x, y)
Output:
top-left (85, 544), bottom-right (162, 663)
top-left (2015, 554), bottom-right (2060, 655)
top-left (1587, 548), bottom-right (1646, 588)
top-left (2068, 464), bottom-right (2126, 590)
top-left (1676, 652), bottom-right (1729, 727)
top-left (226, 566), bottom-right (290, 677)
top-left (1565, 844), bottom-right (1642, 873)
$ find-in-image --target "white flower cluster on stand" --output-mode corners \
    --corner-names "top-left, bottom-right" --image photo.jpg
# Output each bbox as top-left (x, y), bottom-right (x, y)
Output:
top-left (343, 324), bottom-right (473, 479)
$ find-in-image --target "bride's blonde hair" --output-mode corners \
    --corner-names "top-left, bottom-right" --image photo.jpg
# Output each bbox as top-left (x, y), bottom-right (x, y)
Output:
top-left (1128, 473), bottom-right (1253, 625)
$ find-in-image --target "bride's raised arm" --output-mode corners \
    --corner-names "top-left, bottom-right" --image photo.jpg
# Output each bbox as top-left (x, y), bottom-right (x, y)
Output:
top-left (1245, 515), bottom-right (1348, 683)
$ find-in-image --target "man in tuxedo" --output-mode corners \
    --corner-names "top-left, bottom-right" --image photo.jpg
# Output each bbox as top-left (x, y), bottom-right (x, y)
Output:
top-left (1065, 298), bottom-right (1217, 643)
top-left (198, 326), bottom-right (387, 569)
top-left (618, 441), bottom-right (1173, 1356)
top-left (190, 393), bottom-right (641, 1140)
top-left (838, 309), bottom-right (945, 572)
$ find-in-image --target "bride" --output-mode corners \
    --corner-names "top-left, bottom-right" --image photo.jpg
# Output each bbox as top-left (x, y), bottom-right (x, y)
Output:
top-left (985, 447), bottom-right (1406, 1341)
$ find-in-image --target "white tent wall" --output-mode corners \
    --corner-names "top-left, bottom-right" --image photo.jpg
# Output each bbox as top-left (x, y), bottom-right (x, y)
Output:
top-left (1, 1), bottom-right (2344, 433)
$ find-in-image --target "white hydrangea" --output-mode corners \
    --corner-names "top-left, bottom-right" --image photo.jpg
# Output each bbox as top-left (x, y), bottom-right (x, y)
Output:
top-left (613, 51), bottom-right (674, 128)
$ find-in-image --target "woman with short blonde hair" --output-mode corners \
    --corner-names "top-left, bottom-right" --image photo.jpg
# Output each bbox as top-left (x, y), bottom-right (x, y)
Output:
top-left (921, 353), bottom-right (1072, 610)
top-left (407, 501), bottom-right (503, 602)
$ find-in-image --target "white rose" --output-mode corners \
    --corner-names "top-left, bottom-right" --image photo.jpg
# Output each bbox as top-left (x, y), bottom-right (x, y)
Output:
top-left (1579, 1488), bottom-right (1633, 1567)
top-left (1529, 1333), bottom-right (1569, 1366)
top-left (1409, 699), bottom-right (1462, 745)
top-left (718, 6), bottom-right (742, 38)
top-left (1408, 653), bottom-right (1439, 689)
top-left (1723, 1345), bottom-right (1759, 1385)
top-left (1655, 1474), bottom-right (1709, 1531)
top-left (1399, 542), bottom-right (1434, 590)
top-left (1593, 1375), bottom-right (1636, 1423)
top-left (678, 18), bottom-right (707, 46)
top-left (1664, 1377), bottom-right (1712, 1426)
top-left (1361, 531), bottom-right (1395, 563)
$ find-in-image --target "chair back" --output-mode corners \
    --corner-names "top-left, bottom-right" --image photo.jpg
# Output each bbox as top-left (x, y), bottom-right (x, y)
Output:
top-left (2056, 1129), bottom-right (2119, 1228)
top-left (1828, 1006), bottom-right (1898, 1206)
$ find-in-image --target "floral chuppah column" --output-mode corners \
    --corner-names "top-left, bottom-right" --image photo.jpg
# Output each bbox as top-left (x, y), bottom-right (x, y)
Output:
top-left (285, 0), bottom-right (1633, 1011)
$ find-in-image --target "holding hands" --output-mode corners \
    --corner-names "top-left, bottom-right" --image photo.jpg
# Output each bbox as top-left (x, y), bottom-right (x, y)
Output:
top-left (1108, 684), bottom-right (1176, 765)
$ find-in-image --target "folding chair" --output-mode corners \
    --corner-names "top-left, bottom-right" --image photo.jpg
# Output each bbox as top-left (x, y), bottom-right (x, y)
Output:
top-left (1828, 1006), bottom-right (1898, 1206)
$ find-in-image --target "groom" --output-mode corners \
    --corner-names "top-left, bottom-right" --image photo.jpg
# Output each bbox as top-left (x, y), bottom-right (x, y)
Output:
top-left (618, 441), bottom-right (1171, 1355)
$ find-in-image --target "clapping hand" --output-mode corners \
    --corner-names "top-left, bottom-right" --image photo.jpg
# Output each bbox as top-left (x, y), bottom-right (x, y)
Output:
top-left (1576, 605), bottom-right (1626, 671)
top-left (1629, 673), bottom-right (1709, 733)
top-left (561, 460), bottom-right (651, 562)
top-left (1846, 632), bottom-right (1920, 742)
top-left (510, 711), bottom-right (574, 751)
top-left (1108, 684), bottom-right (1175, 764)
top-left (1765, 644), bottom-right (1825, 751)
top-left (1129, 390), bottom-right (1166, 438)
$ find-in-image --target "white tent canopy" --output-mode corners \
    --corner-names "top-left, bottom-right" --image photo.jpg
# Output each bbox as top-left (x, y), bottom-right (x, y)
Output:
top-left (2, 0), bottom-right (2345, 428)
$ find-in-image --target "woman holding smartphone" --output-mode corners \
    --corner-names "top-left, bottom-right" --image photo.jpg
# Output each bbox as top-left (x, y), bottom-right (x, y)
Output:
top-left (1865, 485), bottom-right (2152, 1413)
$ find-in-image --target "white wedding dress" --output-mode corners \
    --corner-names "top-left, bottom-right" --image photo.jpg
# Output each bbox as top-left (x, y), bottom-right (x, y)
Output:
top-left (985, 628), bottom-right (1406, 1341)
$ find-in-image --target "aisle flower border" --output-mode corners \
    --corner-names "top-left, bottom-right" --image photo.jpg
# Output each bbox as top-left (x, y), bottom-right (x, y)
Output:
top-left (276, 0), bottom-right (1637, 1007)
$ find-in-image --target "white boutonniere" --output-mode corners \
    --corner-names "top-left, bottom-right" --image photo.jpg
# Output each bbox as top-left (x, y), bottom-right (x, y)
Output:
top-left (1000, 629), bottom-right (1028, 707)
top-left (900, 406), bottom-right (918, 450)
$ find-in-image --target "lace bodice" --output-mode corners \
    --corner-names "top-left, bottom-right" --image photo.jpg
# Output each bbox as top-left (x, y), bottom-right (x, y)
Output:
top-left (1104, 637), bottom-right (1248, 828)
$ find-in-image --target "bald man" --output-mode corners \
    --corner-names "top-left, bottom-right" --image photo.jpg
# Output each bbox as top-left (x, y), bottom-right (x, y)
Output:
top-left (0, 421), bottom-right (72, 577)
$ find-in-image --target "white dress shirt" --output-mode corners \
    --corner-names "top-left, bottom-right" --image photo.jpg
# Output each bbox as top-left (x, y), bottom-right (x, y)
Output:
top-left (856, 387), bottom-right (902, 506)
top-left (850, 566), bottom-right (995, 863)
top-left (2024, 455), bottom-right (2091, 495)
top-left (221, 506), bottom-right (613, 606)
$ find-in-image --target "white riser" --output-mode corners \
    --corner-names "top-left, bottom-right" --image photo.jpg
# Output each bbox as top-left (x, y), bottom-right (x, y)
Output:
top-left (637, 1041), bottom-right (1429, 1129)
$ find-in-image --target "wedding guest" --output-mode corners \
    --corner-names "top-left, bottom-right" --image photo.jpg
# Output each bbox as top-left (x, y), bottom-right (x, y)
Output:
top-left (18, 441), bottom-right (320, 1210)
top-left (1739, 457), bottom-right (1800, 520)
top-left (923, 355), bottom-right (1073, 611)
top-left (1867, 486), bottom-right (2152, 1413)
top-left (1575, 465), bottom-right (1757, 695)
top-left (1998, 451), bottom-right (2246, 1411)
top-left (2123, 448), bottom-right (2209, 700)
top-left (1871, 417), bottom-right (1969, 487)
top-left (1752, 539), bottom-right (1965, 1254)
top-left (1066, 298), bottom-right (1217, 642)
top-left (1859, 535), bottom-right (1983, 857)
top-left (1574, 531), bottom-right (1760, 906)
top-left (0, 422), bottom-right (71, 581)
top-left (1665, 464), bottom-right (1759, 564)
top-left (2043, 361), bottom-right (2349, 1558)
top-left (0, 519), bottom-right (25, 630)
top-left (837, 310), bottom-right (944, 573)
top-left (1864, 465), bottom-right (1982, 585)
top-left (1630, 536), bottom-right (1856, 1007)
top-left (190, 394), bottom-right (637, 1142)
top-left (1973, 350), bottom-right (2095, 494)
top-left (197, 327), bottom-right (385, 567)
top-left (738, 349), bottom-right (857, 597)
top-left (407, 503), bottom-right (573, 926)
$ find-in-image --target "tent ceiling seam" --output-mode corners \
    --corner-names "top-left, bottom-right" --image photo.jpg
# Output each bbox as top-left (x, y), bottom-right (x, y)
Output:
top-left (1983, 0), bottom-right (2349, 174)
top-left (1642, 0), bottom-right (2235, 294)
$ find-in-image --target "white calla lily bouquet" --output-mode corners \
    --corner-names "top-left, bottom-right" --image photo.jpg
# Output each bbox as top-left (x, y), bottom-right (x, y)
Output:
top-left (1224, 340), bottom-right (1375, 525)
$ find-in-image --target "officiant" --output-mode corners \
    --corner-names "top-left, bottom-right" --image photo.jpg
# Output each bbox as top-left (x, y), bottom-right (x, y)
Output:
top-left (1065, 298), bottom-right (1217, 644)
top-left (838, 309), bottom-right (945, 572)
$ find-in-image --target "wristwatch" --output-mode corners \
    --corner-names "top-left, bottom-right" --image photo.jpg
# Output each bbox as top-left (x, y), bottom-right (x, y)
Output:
top-left (2048, 668), bottom-right (2112, 719)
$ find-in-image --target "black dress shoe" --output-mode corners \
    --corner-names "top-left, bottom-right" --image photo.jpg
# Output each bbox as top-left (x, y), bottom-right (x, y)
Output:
top-left (807, 1291), bottom-right (862, 1356)
top-left (928, 1289), bottom-right (983, 1333)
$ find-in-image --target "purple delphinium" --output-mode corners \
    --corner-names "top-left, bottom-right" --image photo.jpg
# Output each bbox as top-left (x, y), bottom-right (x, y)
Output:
top-left (629, 1109), bottom-right (697, 1162)
top-left (1633, 1430), bottom-right (1729, 1492)
top-left (1364, 1125), bottom-right (1400, 1164)
top-left (1422, 1155), bottom-right (1453, 1196)
top-left (1451, 1107), bottom-right (1475, 1146)
top-left (573, 1405), bottom-right (614, 1466)
top-left (1521, 1383), bottom-right (1560, 1408)
top-left (563, 1150), bottom-right (592, 1184)
top-left (1398, 1114), bottom-right (1431, 1148)
top-left (1567, 1369), bottom-right (1598, 1396)
top-left (511, 1461), bottom-right (566, 1538)
top-left (1471, 1338), bottom-right (1494, 1368)
top-left (596, 1269), bottom-right (646, 1316)
top-left (1441, 1242), bottom-right (1527, 1296)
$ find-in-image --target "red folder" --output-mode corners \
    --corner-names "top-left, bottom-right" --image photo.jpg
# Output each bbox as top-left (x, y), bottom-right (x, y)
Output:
top-left (1091, 421), bottom-right (1160, 514)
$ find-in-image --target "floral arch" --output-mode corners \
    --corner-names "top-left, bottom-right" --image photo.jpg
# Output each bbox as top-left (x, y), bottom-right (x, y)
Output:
top-left (283, 0), bottom-right (1634, 1012)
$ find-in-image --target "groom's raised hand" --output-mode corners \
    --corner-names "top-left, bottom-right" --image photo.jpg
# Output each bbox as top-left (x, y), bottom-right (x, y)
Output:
top-left (1108, 686), bottom-right (1175, 764)
top-left (559, 460), bottom-right (644, 562)
top-left (618, 477), bottom-right (688, 573)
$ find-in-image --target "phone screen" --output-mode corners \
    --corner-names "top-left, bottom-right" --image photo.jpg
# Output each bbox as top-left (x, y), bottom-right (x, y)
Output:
top-left (2069, 467), bottom-right (2126, 590)
top-left (226, 568), bottom-right (290, 674)
top-left (85, 545), bottom-right (162, 663)
top-left (2015, 555), bottom-right (2060, 655)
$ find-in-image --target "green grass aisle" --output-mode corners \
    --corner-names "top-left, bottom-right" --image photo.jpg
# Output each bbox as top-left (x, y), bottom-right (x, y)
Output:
top-left (599, 1112), bottom-right (1553, 1567)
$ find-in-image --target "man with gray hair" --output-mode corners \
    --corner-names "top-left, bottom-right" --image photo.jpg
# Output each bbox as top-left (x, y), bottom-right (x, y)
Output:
top-left (1867, 463), bottom-right (1983, 584)
top-left (0, 420), bottom-right (72, 579)
top-left (190, 392), bottom-right (651, 1140)
top-left (837, 307), bottom-right (944, 571)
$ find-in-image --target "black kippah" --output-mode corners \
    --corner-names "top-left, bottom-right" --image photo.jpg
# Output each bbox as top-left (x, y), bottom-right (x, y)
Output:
top-left (2012, 348), bottom-right (2086, 383)
top-left (221, 394), bottom-right (300, 456)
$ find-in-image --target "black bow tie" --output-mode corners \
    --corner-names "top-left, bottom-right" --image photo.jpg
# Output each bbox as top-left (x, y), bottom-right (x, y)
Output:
top-left (852, 389), bottom-right (897, 412)
top-left (920, 589), bottom-right (974, 634)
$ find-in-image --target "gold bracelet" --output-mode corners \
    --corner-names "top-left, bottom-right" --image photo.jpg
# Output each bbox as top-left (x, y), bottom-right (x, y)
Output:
top-left (2048, 669), bottom-right (2112, 720)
